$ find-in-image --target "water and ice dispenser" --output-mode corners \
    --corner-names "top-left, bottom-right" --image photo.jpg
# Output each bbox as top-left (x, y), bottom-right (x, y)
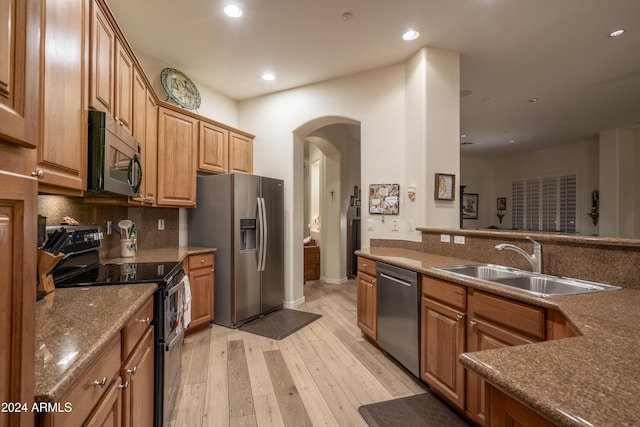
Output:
top-left (240, 218), bottom-right (257, 251)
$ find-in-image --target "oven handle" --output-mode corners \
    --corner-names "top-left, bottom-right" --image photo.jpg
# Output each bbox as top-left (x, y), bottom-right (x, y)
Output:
top-left (165, 329), bottom-right (184, 352)
top-left (164, 270), bottom-right (186, 297)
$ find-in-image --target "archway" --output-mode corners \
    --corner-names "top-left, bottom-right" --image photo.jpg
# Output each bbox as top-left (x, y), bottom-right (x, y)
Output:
top-left (294, 116), bottom-right (361, 287)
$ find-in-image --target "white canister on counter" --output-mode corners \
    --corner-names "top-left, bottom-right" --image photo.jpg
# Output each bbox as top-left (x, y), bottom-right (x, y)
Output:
top-left (120, 239), bottom-right (136, 257)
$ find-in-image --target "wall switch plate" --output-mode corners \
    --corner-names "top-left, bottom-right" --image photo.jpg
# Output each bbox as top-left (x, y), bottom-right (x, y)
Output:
top-left (440, 234), bottom-right (451, 243)
top-left (409, 219), bottom-right (415, 231)
top-left (158, 219), bottom-right (165, 230)
top-left (367, 219), bottom-right (374, 230)
top-left (454, 235), bottom-right (465, 244)
top-left (106, 221), bottom-right (112, 235)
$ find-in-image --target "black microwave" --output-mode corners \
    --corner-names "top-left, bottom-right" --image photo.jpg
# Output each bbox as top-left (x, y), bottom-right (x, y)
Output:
top-left (87, 110), bottom-right (142, 197)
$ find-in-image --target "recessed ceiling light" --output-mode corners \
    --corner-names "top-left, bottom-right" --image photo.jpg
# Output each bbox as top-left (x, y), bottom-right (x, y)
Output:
top-left (527, 97), bottom-right (539, 103)
top-left (262, 73), bottom-right (276, 81)
top-left (461, 134), bottom-right (467, 138)
top-left (224, 5), bottom-right (243, 18)
top-left (609, 29), bottom-right (625, 37)
top-left (342, 12), bottom-right (353, 21)
top-left (508, 139), bottom-right (516, 143)
top-left (402, 30), bottom-right (419, 41)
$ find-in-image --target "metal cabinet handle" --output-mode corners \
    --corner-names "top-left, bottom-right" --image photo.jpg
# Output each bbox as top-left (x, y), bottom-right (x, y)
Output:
top-left (456, 314), bottom-right (464, 321)
top-left (469, 320), bottom-right (477, 327)
top-left (31, 170), bottom-right (45, 179)
top-left (127, 366), bottom-right (137, 376)
top-left (200, 259), bottom-right (205, 264)
top-left (91, 377), bottom-right (108, 387)
top-left (119, 381), bottom-right (129, 389)
top-left (137, 317), bottom-right (151, 324)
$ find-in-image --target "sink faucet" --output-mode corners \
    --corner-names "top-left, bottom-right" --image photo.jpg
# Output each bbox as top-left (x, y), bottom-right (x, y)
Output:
top-left (494, 237), bottom-right (542, 273)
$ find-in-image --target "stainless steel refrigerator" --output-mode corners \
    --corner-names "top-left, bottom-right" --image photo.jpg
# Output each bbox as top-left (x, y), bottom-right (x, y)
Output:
top-left (188, 173), bottom-right (285, 328)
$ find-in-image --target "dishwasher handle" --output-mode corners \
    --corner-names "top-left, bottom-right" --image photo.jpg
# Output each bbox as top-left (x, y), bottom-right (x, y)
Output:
top-left (379, 272), bottom-right (413, 287)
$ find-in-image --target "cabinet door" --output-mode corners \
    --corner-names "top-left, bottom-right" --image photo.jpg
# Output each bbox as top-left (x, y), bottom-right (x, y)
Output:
top-left (487, 384), bottom-right (556, 427)
top-left (37, 0), bottom-right (87, 194)
top-left (465, 317), bottom-right (538, 426)
top-left (228, 131), bottom-right (253, 174)
top-left (186, 267), bottom-right (214, 332)
top-left (356, 272), bottom-right (377, 341)
top-left (156, 107), bottom-right (197, 207)
top-left (130, 68), bottom-right (148, 204)
top-left (114, 39), bottom-right (133, 132)
top-left (198, 121), bottom-right (228, 173)
top-left (84, 377), bottom-right (123, 427)
top-left (121, 327), bottom-right (154, 427)
top-left (143, 93), bottom-right (158, 204)
top-left (89, 0), bottom-right (114, 114)
top-left (0, 0), bottom-right (40, 148)
top-left (0, 171), bottom-right (36, 427)
top-left (421, 297), bottom-right (465, 410)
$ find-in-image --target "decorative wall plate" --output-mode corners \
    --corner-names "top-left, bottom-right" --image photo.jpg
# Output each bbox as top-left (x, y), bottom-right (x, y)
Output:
top-left (160, 68), bottom-right (201, 110)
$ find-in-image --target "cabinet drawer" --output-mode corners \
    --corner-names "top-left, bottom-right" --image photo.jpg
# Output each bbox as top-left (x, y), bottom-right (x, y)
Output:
top-left (422, 275), bottom-right (466, 310)
top-left (50, 334), bottom-right (122, 427)
top-left (469, 290), bottom-right (545, 339)
top-left (122, 296), bottom-right (154, 359)
top-left (357, 271), bottom-right (376, 285)
top-left (357, 257), bottom-right (377, 276)
top-left (188, 252), bottom-right (214, 270)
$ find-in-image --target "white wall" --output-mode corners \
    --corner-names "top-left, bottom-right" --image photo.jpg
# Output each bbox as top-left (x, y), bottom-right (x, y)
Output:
top-left (461, 138), bottom-right (600, 234)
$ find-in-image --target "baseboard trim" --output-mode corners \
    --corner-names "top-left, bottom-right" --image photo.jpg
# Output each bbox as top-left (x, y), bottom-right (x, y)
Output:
top-left (284, 295), bottom-right (305, 308)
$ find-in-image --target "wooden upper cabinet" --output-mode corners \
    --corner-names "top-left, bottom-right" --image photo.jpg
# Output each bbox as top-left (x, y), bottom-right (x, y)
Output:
top-left (229, 131), bottom-right (253, 174)
top-left (157, 107), bottom-right (197, 207)
top-left (89, 0), bottom-right (115, 115)
top-left (130, 67), bottom-right (148, 204)
top-left (114, 39), bottom-right (133, 132)
top-left (36, 0), bottom-right (88, 194)
top-left (143, 92), bottom-right (158, 205)
top-left (0, 0), bottom-right (41, 148)
top-left (198, 121), bottom-right (229, 174)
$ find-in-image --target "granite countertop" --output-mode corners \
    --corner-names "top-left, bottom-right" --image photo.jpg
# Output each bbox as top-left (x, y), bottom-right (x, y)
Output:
top-left (35, 284), bottom-right (157, 402)
top-left (357, 247), bottom-right (640, 427)
top-left (103, 245), bottom-right (216, 264)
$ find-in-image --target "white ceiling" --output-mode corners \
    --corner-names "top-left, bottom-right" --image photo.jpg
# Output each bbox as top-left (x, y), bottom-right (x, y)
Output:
top-left (106, 0), bottom-right (640, 157)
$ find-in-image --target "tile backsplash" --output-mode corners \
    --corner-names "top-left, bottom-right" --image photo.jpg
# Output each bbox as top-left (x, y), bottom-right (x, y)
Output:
top-left (38, 196), bottom-right (180, 259)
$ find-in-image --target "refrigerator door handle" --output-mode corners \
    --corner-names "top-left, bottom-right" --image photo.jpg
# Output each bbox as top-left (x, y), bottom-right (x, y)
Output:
top-left (257, 196), bottom-right (265, 271)
top-left (260, 197), bottom-right (268, 271)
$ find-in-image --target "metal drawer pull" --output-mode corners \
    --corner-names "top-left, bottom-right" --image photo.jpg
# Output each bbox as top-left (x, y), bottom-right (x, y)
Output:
top-left (469, 320), bottom-right (477, 327)
top-left (91, 377), bottom-right (108, 387)
top-left (137, 317), bottom-right (151, 324)
top-left (127, 366), bottom-right (137, 376)
top-left (201, 258), bottom-right (205, 263)
top-left (119, 381), bottom-right (129, 389)
top-left (456, 314), bottom-right (464, 321)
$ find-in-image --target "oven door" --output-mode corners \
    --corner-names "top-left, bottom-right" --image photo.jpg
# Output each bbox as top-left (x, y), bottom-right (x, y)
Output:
top-left (164, 274), bottom-right (186, 344)
top-left (163, 329), bottom-right (184, 425)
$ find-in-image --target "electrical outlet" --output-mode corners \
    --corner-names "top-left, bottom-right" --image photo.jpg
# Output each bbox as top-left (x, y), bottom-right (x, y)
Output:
top-left (158, 219), bottom-right (165, 230)
top-left (392, 220), bottom-right (399, 231)
top-left (409, 219), bottom-right (415, 231)
top-left (454, 235), bottom-right (465, 244)
top-left (440, 234), bottom-right (451, 243)
top-left (367, 219), bottom-right (374, 230)
top-left (106, 221), bottom-right (112, 235)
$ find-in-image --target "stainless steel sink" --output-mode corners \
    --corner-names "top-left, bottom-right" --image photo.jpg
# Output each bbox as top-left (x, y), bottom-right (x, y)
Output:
top-left (434, 264), bottom-right (622, 297)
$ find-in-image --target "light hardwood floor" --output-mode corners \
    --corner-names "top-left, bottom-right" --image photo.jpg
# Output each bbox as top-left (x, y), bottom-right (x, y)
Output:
top-left (168, 279), bottom-right (427, 427)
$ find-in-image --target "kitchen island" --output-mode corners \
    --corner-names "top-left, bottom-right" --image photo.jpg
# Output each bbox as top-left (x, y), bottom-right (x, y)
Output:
top-left (357, 246), bottom-right (640, 427)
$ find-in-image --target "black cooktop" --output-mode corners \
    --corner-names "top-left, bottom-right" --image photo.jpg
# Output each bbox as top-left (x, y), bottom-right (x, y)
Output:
top-left (56, 261), bottom-right (182, 288)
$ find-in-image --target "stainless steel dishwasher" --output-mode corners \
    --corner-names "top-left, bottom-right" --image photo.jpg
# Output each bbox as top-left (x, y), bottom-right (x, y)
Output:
top-left (376, 262), bottom-right (419, 377)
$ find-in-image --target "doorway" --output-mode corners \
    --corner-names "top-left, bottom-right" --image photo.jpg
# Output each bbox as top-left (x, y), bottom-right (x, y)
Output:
top-left (301, 121), bottom-right (361, 283)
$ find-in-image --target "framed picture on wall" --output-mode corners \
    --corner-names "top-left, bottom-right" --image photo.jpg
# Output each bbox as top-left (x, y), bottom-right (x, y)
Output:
top-left (434, 173), bottom-right (455, 200)
top-left (462, 193), bottom-right (479, 219)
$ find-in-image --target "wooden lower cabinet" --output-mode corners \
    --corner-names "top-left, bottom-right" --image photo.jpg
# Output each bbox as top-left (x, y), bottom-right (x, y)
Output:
top-left (356, 258), bottom-right (377, 341)
top-left (186, 252), bottom-right (215, 334)
top-left (420, 276), bottom-right (466, 411)
top-left (486, 384), bottom-right (556, 427)
top-left (38, 297), bottom-right (154, 427)
top-left (465, 289), bottom-right (544, 426)
top-left (121, 327), bottom-right (154, 427)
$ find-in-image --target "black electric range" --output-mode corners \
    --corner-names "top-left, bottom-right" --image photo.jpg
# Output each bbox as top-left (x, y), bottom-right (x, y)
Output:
top-left (55, 260), bottom-right (182, 288)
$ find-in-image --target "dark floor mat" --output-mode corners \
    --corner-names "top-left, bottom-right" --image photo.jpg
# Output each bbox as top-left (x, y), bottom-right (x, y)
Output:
top-left (358, 393), bottom-right (472, 427)
top-left (238, 309), bottom-right (321, 340)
